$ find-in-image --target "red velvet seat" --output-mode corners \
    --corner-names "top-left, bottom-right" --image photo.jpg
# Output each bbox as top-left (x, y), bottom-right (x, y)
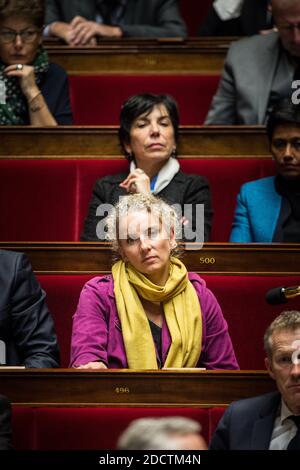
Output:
top-left (0, 158), bottom-right (275, 242)
top-left (11, 405), bottom-right (224, 450)
top-left (34, 407), bottom-right (210, 450)
top-left (11, 407), bottom-right (36, 450)
top-left (38, 274), bottom-right (300, 369)
top-left (0, 160), bottom-right (78, 241)
top-left (69, 75), bottom-right (220, 125)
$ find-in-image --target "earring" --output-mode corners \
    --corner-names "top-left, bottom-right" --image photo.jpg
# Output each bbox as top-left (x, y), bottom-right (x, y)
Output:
top-left (171, 148), bottom-right (177, 158)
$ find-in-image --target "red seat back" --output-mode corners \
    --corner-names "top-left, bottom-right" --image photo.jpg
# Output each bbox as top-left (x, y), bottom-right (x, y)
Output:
top-left (0, 158), bottom-right (275, 242)
top-left (69, 75), bottom-right (220, 125)
top-left (38, 274), bottom-right (300, 369)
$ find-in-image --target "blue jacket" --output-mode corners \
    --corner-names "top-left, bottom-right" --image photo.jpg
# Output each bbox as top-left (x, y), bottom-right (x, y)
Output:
top-left (230, 177), bottom-right (282, 242)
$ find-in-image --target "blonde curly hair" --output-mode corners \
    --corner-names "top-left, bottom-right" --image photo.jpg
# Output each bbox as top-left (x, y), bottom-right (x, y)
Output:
top-left (105, 193), bottom-right (183, 260)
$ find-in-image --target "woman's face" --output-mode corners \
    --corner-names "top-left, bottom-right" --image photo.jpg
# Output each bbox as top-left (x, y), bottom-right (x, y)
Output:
top-left (0, 16), bottom-right (41, 65)
top-left (118, 209), bottom-right (176, 286)
top-left (271, 124), bottom-right (300, 180)
top-left (124, 104), bottom-right (176, 167)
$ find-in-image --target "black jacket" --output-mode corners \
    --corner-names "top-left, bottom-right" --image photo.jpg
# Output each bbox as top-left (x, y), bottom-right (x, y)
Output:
top-left (210, 391), bottom-right (284, 450)
top-left (45, 0), bottom-right (187, 38)
top-left (199, 0), bottom-right (271, 37)
top-left (0, 250), bottom-right (60, 367)
top-left (81, 170), bottom-right (213, 242)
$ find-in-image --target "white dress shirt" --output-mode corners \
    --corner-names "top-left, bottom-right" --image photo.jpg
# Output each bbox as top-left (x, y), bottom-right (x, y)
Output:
top-left (269, 399), bottom-right (299, 450)
top-left (213, 0), bottom-right (244, 21)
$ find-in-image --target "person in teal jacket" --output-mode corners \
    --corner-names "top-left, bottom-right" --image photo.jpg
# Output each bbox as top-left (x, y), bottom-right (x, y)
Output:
top-left (230, 99), bottom-right (300, 243)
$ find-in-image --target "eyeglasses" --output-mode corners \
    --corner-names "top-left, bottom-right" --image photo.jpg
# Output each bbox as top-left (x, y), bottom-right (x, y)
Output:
top-left (277, 22), bottom-right (300, 33)
top-left (0, 28), bottom-right (40, 44)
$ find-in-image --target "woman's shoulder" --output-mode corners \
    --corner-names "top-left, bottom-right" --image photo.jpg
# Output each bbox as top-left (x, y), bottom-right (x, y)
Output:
top-left (176, 171), bottom-right (209, 185)
top-left (188, 272), bottom-right (207, 290)
top-left (47, 62), bottom-right (68, 77)
top-left (82, 275), bottom-right (115, 299)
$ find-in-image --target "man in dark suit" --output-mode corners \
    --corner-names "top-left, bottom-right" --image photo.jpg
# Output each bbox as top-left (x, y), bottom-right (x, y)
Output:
top-left (45, 0), bottom-right (187, 44)
top-left (199, 0), bottom-right (272, 37)
top-left (0, 250), bottom-right (60, 367)
top-left (0, 395), bottom-right (12, 450)
top-left (210, 310), bottom-right (300, 450)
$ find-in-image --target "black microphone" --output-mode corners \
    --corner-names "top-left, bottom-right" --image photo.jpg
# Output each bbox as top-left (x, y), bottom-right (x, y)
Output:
top-left (266, 285), bottom-right (300, 305)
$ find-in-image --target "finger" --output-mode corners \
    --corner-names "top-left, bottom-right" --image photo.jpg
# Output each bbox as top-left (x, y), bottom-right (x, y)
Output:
top-left (78, 30), bottom-right (95, 45)
top-left (73, 26), bottom-right (90, 45)
top-left (71, 22), bottom-right (87, 36)
top-left (70, 16), bottom-right (86, 28)
top-left (4, 70), bottom-right (23, 77)
top-left (4, 65), bottom-right (25, 73)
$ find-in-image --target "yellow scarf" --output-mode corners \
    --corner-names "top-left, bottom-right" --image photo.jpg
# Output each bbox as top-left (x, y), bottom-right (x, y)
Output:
top-left (112, 257), bottom-right (202, 369)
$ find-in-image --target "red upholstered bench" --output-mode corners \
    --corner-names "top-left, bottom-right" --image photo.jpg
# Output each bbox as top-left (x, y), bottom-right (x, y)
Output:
top-left (12, 406), bottom-right (223, 450)
top-left (11, 407), bottom-right (36, 450)
top-left (0, 160), bottom-right (78, 241)
top-left (0, 158), bottom-right (274, 242)
top-left (38, 274), bottom-right (300, 369)
top-left (69, 75), bottom-right (220, 125)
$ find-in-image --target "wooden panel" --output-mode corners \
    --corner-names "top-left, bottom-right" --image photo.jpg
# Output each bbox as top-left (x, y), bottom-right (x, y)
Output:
top-left (45, 38), bottom-right (231, 74)
top-left (0, 243), bottom-right (299, 275)
top-left (0, 369), bottom-right (275, 407)
top-left (0, 126), bottom-right (270, 157)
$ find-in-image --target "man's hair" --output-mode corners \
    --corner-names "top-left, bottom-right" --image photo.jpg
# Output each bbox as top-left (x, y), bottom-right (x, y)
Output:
top-left (119, 93), bottom-right (180, 160)
top-left (105, 192), bottom-right (182, 259)
top-left (0, 0), bottom-right (45, 28)
top-left (264, 310), bottom-right (300, 359)
top-left (266, 99), bottom-right (300, 142)
top-left (117, 416), bottom-right (202, 450)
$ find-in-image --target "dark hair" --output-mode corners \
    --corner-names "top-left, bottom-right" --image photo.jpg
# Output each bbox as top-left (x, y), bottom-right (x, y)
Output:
top-left (266, 99), bottom-right (300, 142)
top-left (0, 0), bottom-right (45, 28)
top-left (119, 93), bottom-right (180, 160)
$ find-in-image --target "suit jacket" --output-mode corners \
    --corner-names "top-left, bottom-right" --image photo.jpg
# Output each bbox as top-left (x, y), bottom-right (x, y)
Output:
top-left (80, 170), bottom-right (213, 242)
top-left (199, 0), bottom-right (271, 37)
top-left (45, 0), bottom-right (187, 38)
top-left (0, 395), bottom-right (12, 451)
top-left (210, 391), bottom-right (281, 450)
top-left (205, 32), bottom-right (293, 125)
top-left (229, 177), bottom-right (282, 242)
top-left (0, 250), bottom-right (60, 367)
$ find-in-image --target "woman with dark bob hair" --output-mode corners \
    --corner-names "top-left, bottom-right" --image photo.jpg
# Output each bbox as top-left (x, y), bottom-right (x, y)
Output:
top-left (72, 192), bottom-right (238, 369)
top-left (0, 0), bottom-right (72, 125)
top-left (81, 93), bottom-right (213, 242)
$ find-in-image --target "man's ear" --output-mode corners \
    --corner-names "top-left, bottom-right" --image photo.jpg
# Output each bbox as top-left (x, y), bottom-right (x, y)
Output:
top-left (265, 356), bottom-right (275, 380)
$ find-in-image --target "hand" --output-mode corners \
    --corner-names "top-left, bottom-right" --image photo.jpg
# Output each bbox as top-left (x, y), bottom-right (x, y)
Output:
top-left (70, 17), bottom-right (100, 45)
top-left (4, 64), bottom-right (39, 100)
top-left (259, 26), bottom-right (278, 35)
top-left (75, 361), bottom-right (107, 369)
top-left (49, 22), bottom-right (76, 45)
top-left (180, 216), bottom-right (189, 226)
top-left (70, 16), bottom-right (122, 44)
top-left (119, 168), bottom-right (151, 194)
